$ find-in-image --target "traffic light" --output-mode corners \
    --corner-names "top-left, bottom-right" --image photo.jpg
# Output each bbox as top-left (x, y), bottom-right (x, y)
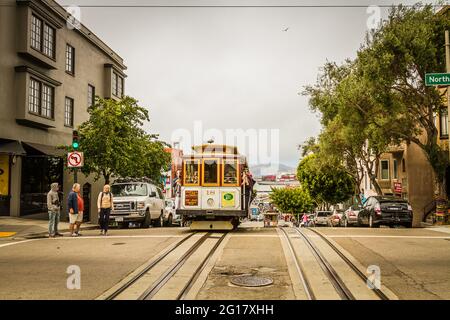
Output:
top-left (72, 130), bottom-right (79, 149)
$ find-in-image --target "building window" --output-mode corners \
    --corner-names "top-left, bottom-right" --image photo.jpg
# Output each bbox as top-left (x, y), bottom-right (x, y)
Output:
top-left (380, 160), bottom-right (389, 180)
top-left (65, 97), bottom-right (74, 127)
top-left (65, 44), bottom-right (75, 74)
top-left (30, 15), bottom-right (42, 51)
top-left (393, 159), bottom-right (398, 179)
top-left (28, 78), bottom-right (54, 119)
top-left (41, 84), bottom-right (54, 118)
top-left (88, 84), bottom-right (95, 108)
top-left (440, 110), bottom-right (448, 138)
top-left (112, 72), bottom-right (124, 97)
top-left (43, 24), bottom-right (55, 58)
top-left (112, 72), bottom-right (117, 96)
top-left (28, 78), bottom-right (40, 114)
top-left (118, 76), bottom-right (123, 97)
top-left (30, 15), bottom-right (55, 59)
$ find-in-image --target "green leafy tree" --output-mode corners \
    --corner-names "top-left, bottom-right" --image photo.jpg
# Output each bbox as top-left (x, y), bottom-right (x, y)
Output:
top-left (270, 187), bottom-right (314, 220)
top-left (71, 96), bottom-right (170, 184)
top-left (357, 3), bottom-right (450, 193)
top-left (297, 154), bottom-right (354, 209)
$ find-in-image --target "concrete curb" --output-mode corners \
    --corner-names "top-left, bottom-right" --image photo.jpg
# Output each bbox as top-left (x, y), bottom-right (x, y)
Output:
top-left (11, 225), bottom-right (99, 240)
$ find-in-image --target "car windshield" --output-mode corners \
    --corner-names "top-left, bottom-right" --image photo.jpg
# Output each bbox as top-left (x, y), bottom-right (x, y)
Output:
top-left (111, 184), bottom-right (148, 197)
top-left (317, 212), bottom-right (331, 217)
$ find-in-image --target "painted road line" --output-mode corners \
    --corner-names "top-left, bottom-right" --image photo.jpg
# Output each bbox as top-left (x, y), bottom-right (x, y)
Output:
top-left (0, 232), bottom-right (16, 238)
top-left (324, 235), bottom-right (450, 239)
top-left (0, 239), bottom-right (38, 248)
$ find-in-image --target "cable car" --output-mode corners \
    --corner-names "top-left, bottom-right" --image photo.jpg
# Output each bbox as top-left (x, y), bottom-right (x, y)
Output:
top-left (176, 144), bottom-right (251, 230)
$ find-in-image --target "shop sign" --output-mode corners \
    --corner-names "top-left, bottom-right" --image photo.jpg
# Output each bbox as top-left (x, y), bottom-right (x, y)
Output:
top-left (394, 182), bottom-right (402, 194)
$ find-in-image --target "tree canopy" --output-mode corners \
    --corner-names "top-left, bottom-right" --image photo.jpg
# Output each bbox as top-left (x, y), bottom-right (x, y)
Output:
top-left (72, 96), bottom-right (170, 184)
top-left (269, 187), bottom-right (314, 215)
top-left (297, 154), bottom-right (354, 208)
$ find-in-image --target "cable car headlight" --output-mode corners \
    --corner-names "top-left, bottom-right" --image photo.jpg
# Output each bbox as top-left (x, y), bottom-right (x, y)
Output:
top-left (207, 198), bottom-right (214, 207)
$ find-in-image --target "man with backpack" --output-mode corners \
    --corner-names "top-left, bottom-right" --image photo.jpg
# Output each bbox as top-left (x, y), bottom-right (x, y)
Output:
top-left (97, 184), bottom-right (114, 236)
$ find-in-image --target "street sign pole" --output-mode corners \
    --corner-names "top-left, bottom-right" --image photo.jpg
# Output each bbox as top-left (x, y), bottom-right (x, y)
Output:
top-left (446, 30), bottom-right (450, 160)
top-left (74, 168), bottom-right (78, 184)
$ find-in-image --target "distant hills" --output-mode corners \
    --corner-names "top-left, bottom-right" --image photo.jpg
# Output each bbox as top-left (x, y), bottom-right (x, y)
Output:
top-left (249, 163), bottom-right (296, 177)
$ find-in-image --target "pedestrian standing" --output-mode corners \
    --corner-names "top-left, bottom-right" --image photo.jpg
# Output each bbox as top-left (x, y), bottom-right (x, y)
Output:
top-left (47, 182), bottom-right (62, 238)
top-left (97, 184), bottom-right (113, 236)
top-left (68, 183), bottom-right (83, 237)
top-left (302, 213), bottom-right (309, 227)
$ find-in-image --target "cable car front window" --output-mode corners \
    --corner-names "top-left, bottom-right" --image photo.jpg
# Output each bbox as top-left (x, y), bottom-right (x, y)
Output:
top-left (203, 159), bottom-right (219, 185)
top-left (223, 160), bottom-right (239, 185)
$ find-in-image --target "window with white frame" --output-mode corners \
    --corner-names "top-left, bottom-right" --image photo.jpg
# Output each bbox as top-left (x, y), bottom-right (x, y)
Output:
top-left (112, 72), bottom-right (124, 97)
top-left (29, 78), bottom-right (40, 114)
top-left (65, 44), bottom-right (75, 74)
top-left (380, 160), bottom-right (390, 180)
top-left (30, 14), bottom-right (55, 59)
top-left (31, 15), bottom-right (42, 51)
top-left (43, 24), bottom-right (55, 58)
top-left (64, 97), bottom-right (74, 127)
top-left (88, 84), bottom-right (95, 108)
top-left (28, 78), bottom-right (54, 118)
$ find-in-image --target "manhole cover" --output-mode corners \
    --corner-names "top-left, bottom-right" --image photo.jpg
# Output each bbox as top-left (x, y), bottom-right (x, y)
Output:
top-left (230, 275), bottom-right (273, 287)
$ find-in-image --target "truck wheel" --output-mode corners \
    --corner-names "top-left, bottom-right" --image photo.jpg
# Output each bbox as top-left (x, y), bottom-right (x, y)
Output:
top-left (142, 210), bottom-right (151, 228)
top-left (165, 214), bottom-right (173, 227)
top-left (154, 213), bottom-right (163, 227)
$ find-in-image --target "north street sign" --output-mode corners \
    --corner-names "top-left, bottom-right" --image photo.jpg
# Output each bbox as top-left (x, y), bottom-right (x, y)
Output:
top-left (425, 73), bottom-right (450, 86)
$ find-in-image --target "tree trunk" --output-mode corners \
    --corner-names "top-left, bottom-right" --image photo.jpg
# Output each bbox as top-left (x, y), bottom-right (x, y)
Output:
top-left (369, 173), bottom-right (383, 195)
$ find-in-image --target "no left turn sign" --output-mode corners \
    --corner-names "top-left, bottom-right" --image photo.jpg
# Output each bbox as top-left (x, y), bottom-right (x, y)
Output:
top-left (67, 152), bottom-right (84, 168)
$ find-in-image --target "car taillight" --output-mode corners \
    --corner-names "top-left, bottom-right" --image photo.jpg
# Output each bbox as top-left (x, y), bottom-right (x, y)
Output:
top-left (349, 211), bottom-right (355, 216)
top-left (375, 204), bottom-right (381, 215)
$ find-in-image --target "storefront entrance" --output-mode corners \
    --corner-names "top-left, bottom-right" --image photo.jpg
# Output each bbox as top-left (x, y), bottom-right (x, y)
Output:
top-left (20, 155), bottom-right (63, 216)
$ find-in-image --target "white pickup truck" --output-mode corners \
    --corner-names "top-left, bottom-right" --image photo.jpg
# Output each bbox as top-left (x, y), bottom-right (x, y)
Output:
top-left (110, 179), bottom-right (165, 228)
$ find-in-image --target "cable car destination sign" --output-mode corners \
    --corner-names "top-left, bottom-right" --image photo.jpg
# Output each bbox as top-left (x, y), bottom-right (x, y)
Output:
top-left (425, 73), bottom-right (450, 86)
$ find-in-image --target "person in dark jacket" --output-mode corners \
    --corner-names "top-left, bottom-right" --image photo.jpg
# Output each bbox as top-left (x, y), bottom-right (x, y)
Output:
top-left (68, 183), bottom-right (82, 237)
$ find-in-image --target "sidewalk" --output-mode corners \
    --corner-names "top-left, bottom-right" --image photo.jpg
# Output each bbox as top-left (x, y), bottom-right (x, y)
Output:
top-left (0, 213), bottom-right (97, 240)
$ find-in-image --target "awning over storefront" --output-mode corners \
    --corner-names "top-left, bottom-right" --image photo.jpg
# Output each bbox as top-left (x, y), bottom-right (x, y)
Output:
top-left (21, 142), bottom-right (65, 157)
top-left (0, 139), bottom-right (26, 155)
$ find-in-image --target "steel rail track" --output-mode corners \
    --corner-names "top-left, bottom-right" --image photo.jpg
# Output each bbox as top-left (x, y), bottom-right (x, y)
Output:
top-left (104, 232), bottom-right (197, 300)
top-left (139, 232), bottom-right (228, 300)
top-left (279, 227), bottom-right (315, 300)
top-left (306, 227), bottom-right (389, 300)
top-left (294, 227), bottom-right (355, 300)
top-left (176, 232), bottom-right (228, 300)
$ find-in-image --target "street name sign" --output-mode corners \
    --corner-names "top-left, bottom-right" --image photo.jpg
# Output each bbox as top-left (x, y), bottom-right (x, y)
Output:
top-left (425, 73), bottom-right (450, 86)
top-left (67, 151), bottom-right (84, 168)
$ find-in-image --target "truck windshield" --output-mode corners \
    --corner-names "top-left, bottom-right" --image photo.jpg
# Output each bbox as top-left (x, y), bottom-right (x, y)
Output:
top-left (111, 184), bottom-right (148, 197)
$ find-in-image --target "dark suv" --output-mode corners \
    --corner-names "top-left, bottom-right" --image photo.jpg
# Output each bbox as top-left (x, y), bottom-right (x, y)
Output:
top-left (358, 196), bottom-right (413, 228)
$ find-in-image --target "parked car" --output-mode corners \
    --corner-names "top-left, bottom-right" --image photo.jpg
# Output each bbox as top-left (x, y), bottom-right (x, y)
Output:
top-left (330, 209), bottom-right (344, 227)
top-left (110, 178), bottom-right (165, 228)
top-left (358, 196), bottom-right (413, 228)
top-left (314, 211), bottom-right (333, 226)
top-left (342, 205), bottom-right (363, 227)
top-left (163, 199), bottom-right (181, 226)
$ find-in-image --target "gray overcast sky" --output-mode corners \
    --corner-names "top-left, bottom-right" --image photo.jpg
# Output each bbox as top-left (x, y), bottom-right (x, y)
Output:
top-left (58, 0), bottom-right (439, 168)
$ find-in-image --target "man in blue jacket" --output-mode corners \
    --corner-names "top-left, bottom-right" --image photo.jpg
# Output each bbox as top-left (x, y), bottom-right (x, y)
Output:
top-left (68, 183), bottom-right (80, 237)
